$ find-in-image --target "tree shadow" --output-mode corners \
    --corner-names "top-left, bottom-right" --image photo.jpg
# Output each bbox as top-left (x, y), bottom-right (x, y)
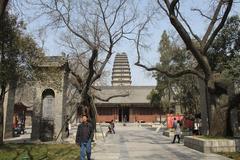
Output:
top-left (0, 144), bottom-right (80, 160)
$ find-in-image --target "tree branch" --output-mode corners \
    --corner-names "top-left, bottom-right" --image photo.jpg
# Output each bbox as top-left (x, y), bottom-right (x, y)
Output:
top-left (94, 93), bottom-right (129, 102)
top-left (177, 8), bottom-right (201, 43)
top-left (91, 86), bottom-right (101, 91)
top-left (201, 0), bottom-right (223, 46)
top-left (70, 70), bottom-right (83, 87)
top-left (136, 1), bottom-right (206, 80)
top-left (90, 50), bottom-right (112, 84)
top-left (157, 0), bottom-right (169, 16)
top-left (98, 0), bottom-right (113, 45)
top-left (191, 8), bottom-right (212, 20)
top-left (163, 0), bottom-right (212, 79)
top-left (82, 48), bottom-right (98, 97)
top-left (135, 62), bottom-right (205, 80)
top-left (204, 0), bottom-right (233, 53)
top-left (53, 0), bottom-right (94, 48)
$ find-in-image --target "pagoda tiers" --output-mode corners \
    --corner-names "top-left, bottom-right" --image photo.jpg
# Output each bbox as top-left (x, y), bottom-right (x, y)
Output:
top-left (112, 53), bottom-right (131, 86)
top-left (95, 52), bottom-right (163, 123)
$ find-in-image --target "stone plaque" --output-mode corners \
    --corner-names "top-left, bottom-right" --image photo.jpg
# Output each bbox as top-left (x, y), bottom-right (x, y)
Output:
top-left (42, 95), bottom-right (54, 119)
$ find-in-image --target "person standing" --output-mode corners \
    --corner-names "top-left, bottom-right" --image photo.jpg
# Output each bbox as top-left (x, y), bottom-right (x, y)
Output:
top-left (172, 117), bottom-right (177, 129)
top-left (172, 120), bottom-right (181, 143)
top-left (123, 115), bottom-right (127, 126)
top-left (76, 115), bottom-right (94, 160)
top-left (193, 118), bottom-right (200, 135)
top-left (110, 120), bottom-right (115, 134)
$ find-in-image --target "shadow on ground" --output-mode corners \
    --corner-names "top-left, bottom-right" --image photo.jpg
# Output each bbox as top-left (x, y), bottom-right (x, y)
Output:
top-left (0, 144), bottom-right (80, 160)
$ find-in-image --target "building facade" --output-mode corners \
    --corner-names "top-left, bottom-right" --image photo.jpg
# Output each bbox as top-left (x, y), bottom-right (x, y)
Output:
top-left (96, 53), bottom-right (162, 123)
top-left (3, 53), bottom-right (161, 142)
top-left (3, 56), bottom-right (69, 141)
top-left (95, 86), bottom-right (162, 123)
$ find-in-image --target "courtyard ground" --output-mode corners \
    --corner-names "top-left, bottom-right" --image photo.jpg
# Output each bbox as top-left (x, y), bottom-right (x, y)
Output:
top-left (1, 123), bottom-right (237, 160)
top-left (92, 123), bottom-right (232, 160)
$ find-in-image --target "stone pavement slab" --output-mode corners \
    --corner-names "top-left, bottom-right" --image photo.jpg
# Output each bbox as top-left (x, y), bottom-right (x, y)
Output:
top-left (92, 124), bottom-right (231, 160)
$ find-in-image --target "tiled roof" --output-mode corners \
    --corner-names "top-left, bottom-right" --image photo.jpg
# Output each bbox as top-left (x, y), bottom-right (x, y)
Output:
top-left (95, 86), bottom-right (155, 104)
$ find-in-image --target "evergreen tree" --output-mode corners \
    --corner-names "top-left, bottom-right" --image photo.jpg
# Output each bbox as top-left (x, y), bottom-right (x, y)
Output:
top-left (0, 11), bottom-right (42, 144)
top-left (148, 31), bottom-right (200, 115)
top-left (208, 15), bottom-right (240, 73)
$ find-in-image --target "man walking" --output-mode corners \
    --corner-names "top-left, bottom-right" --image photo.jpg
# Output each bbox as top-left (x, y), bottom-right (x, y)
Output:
top-left (76, 115), bottom-right (94, 160)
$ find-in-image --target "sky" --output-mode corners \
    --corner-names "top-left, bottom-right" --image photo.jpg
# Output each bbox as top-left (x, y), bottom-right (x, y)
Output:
top-left (15, 0), bottom-right (240, 86)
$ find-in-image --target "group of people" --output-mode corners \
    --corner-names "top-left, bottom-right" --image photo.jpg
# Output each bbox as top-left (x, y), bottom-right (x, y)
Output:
top-left (171, 117), bottom-right (202, 144)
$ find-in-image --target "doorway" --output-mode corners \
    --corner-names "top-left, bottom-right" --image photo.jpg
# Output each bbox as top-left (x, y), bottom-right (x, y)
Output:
top-left (119, 107), bottom-right (129, 122)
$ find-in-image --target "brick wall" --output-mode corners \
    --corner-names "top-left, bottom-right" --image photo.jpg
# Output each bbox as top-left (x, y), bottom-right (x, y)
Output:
top-left (96, 106), bottom-right (162, 123)
top-left (97, 107), bottom-right (117, 123)
top-left (131, 107), bottom-right (161, 123)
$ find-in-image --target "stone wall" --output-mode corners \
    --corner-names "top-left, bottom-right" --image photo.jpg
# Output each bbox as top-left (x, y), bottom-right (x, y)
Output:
top-left (31, 77), bottom-right (65, 141)
top-left (184, 136), bottom-right (240, 153)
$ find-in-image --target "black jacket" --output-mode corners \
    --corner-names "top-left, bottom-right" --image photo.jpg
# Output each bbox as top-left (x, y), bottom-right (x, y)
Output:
top-left (75, 122), bottom-right (93, 144)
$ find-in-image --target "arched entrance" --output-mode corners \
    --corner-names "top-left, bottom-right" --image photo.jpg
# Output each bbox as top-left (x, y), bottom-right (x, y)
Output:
top-left (40, 89), bottom-right (55, 141)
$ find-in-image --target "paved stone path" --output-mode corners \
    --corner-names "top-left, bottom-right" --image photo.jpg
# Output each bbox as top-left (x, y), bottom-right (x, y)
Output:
top-left (92, 124), bottom-right (230, 160)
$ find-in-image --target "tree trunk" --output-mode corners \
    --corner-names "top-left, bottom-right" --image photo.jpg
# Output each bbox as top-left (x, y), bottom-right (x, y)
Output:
top-left (0, 85), bottom-right (6, 144)
top-left (89, 98), bottom-right (97, 131)
top-left (0, 0), bottom-right (8, 17)
top-left (199, 78), bottom-right (210, 135)
top-left (4, 81), bottom-right (16, 139)
top-left (226, 106), bottom-right (233, 136)
top-left (226, 91), bottom-right (239, 137)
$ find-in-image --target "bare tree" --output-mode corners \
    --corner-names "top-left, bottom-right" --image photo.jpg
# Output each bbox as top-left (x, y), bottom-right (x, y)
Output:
top-left (28, 0), bottom-right (140, 138)
top-left (135, 0), bottom-right (233, 135)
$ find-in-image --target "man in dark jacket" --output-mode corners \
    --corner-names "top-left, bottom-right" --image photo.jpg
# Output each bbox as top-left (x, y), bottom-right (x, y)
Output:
top-left (76, 115), bottom-right (93, 160)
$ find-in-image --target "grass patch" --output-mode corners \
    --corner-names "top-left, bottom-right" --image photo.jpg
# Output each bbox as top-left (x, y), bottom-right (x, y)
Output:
top-left (218, 152), bottom-right (240, 160)
top-left (0, 144), bottom-right (80, 160)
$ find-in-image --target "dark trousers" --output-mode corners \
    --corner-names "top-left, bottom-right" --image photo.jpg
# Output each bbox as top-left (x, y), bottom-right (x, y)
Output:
top-left (111, 127), bottom-right (115, 134)
top-left (80, 140), bottom-right (91, 160)
top-left (172, 134), bottom-right (180, 143)
top-left (66, 128), bottom-right (69, 137)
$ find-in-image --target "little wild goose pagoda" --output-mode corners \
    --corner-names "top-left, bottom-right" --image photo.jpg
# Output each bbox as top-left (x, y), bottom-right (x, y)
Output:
top-left (95, 52), bottom-right (163, 123)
